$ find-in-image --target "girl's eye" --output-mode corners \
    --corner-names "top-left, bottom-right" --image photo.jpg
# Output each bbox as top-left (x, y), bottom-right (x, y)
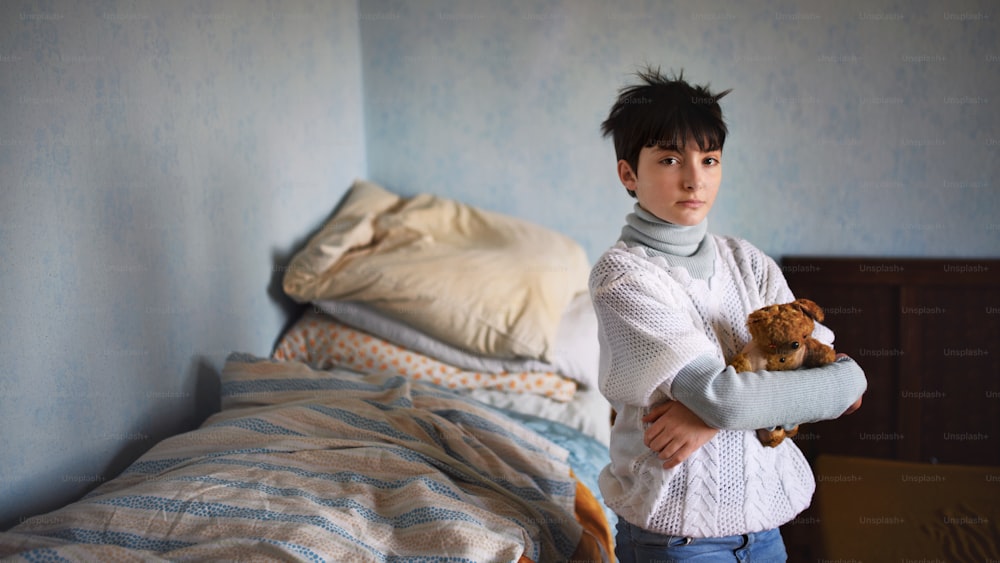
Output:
top-left (660, 157), bottom-right (679, 165)
top-left (704, 157), bottom-right (720, 166)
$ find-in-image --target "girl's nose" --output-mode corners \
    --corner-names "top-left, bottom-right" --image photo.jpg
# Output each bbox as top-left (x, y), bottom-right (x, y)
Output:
top-left (683, 163), bottom-right (704, 191)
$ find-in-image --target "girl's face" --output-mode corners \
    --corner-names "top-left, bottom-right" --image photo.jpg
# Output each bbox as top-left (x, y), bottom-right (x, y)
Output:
top-left (617, 141), bottom-right (722, 226)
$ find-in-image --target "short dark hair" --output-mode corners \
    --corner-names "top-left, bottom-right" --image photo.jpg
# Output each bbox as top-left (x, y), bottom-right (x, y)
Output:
top-left (601, 67), bottom-right (731, 197)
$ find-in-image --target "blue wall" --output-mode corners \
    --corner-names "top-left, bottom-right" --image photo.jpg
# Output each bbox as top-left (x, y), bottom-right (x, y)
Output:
top-left (2, 0), bottom-right (998, 529)
top-left (360, 0), bottom-right (999, 260)
top-left (0, 0), bottom-right (366, 528)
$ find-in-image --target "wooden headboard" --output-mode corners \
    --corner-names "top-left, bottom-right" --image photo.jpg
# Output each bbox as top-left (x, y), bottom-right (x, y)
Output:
top-left (780, 257), bottom-right (1000, 466)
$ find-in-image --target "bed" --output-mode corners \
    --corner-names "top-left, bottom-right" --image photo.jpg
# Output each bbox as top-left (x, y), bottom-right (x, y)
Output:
top-left (0, 181), bottom-right (615, 562)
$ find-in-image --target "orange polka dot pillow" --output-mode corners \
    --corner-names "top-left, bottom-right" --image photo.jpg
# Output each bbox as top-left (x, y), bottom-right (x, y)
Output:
top-left (273, 310), bottom-right (577, 402)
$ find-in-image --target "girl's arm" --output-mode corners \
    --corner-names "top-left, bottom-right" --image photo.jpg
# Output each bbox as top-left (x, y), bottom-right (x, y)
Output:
top-left (643, 381), bottom-right (863, 467)
top-left (669, 354), bottom-right (867, 431)
top-left (682, 242), bottom-right (866, 429)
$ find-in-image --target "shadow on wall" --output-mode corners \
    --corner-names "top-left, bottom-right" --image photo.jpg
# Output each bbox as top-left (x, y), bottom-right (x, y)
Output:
top-left (190, 356), bottom-right (222, 428)
top-left (266, 189), bottom-right (357, 352)
top-left (269, 246), bottom-right (310, 351)
top-left (97, 357), bottom-right (219, 480)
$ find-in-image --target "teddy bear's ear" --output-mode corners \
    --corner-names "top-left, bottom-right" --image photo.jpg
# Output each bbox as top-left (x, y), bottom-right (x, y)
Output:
top-left (792, 298), bottom-right (825, 322)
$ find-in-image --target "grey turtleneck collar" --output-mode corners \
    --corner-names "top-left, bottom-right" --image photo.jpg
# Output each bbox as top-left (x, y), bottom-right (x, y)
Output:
top-left (619, 204), bottom-right (716, 280)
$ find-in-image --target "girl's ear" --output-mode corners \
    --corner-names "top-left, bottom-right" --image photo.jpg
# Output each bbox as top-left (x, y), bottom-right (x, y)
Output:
top-left (617, 160), bottom-right (638, 193)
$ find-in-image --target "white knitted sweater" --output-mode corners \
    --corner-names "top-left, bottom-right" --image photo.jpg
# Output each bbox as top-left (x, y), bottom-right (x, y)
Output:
top-left (590, 236), bottom-right (860, 538)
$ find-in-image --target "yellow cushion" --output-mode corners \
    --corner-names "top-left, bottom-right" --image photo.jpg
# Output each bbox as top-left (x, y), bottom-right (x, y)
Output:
top-left (283, 180), bottom-right (590, 361)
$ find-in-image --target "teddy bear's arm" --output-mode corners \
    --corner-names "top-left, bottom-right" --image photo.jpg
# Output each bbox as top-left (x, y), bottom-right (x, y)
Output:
top-left (756, 428), bottom-right (787, 447)
top-left (729, 353), bottom-right (753, 373)
top-left (730, 341), bottom-right (768, 372)
top-left (803, 338), bottom-right (836, 367)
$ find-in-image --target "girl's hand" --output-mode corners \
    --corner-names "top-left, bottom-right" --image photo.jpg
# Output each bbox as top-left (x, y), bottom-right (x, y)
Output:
top-left (642, 401), bottom-right (719, 469)
top-left (835, 354), bottom-right (863, 416)
top-left (841, 394), bottom-right (863, 416)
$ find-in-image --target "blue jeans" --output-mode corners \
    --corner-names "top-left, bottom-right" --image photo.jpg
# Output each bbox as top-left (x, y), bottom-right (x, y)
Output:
top-left (615, 519), bottom-right (787, 562)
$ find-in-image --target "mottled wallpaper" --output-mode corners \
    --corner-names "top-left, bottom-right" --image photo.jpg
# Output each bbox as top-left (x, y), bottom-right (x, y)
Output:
top-left (360, 0), bottom-right (999, 261)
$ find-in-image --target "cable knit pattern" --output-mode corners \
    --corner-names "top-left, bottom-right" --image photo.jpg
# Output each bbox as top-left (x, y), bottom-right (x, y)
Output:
top-left (590, 238), bottom-right (819, 538)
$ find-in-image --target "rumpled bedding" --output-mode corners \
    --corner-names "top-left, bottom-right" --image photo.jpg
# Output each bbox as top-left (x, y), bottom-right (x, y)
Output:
top-left (0, 354), bottom-right (611, 562)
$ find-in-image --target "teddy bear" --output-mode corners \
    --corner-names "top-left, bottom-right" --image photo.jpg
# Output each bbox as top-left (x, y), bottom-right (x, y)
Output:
top-left (730, 298), bottom-right (836, 447)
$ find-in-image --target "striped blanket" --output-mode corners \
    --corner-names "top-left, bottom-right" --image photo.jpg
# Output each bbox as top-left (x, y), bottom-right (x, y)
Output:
top-left (0, 354), bottom-right (611, 562)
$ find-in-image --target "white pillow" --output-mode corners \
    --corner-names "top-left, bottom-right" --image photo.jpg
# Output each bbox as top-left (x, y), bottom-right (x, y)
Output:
top-left (549, 291), bottom-right (601, 388)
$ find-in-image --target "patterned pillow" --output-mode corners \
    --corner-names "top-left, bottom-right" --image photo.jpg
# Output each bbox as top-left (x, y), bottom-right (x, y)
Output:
top-left (273, 310), bottom-right (577, 401)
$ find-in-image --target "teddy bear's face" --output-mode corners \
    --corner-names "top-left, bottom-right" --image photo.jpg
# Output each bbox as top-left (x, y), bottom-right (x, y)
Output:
top-left (746, 304), bottom-right (816, 370)
top-left (752, 330), bottom-right (810, 370)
